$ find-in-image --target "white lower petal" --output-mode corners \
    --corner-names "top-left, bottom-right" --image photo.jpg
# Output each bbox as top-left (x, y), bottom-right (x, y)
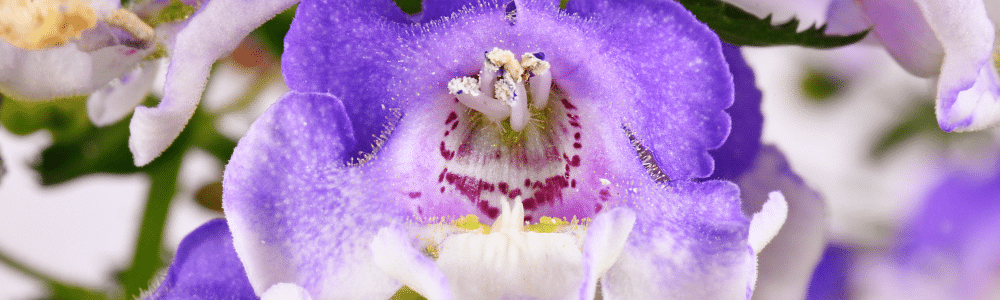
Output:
top-left (261, 283), bottom-right (313, 300)
top-left (371, 225), bottom-right (452, 300)
top-left (748, 191), bottom-right (788, 254)
top-left (937, 58), bottom-right (1000, 132)
top-left (87, 59), bottom-right (160, 126)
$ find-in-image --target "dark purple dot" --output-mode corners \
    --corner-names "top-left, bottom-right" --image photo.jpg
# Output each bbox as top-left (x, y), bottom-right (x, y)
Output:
top-left (533, 52), bottom-right (545, 60)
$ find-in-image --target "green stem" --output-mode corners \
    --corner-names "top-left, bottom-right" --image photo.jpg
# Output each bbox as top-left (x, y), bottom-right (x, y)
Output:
top-left (118, 140), bottom-right (185, 297)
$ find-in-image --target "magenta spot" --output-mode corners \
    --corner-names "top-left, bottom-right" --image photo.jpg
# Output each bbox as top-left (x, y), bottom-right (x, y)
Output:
top-left (509, 189), bottom-right (522, 198)
top-left (574, 132), bottom-right (581, 140)
top-left (561, 98), bottom-right (577, 110)
top-left (569, 155), bottom-right (581, 167)
top-left (522, 198), bottom-right (537, 210)
top-left (444, 131), bottom-right (450, 136)
top-left (445, 111), bottom-right (458, 124)
top-left (499, 182), bottom-right (509, 194)
top-left (446, 173), bottom-right (459, 184)
top-left (524, 215), bottom-right (532, 222)
top-left (408, 192), bottom-right (422, 198)
top-left (524, 179), bottom-right (531, 187)
top-left (438, 168), bottom-right (447, 182)
top-left (439, 142), bottom-right (455, 160)
top-left (569, 121), bottom-right (581, 128)
top-left (599, 188), bottom-right (611, 202)
top-left (573, 143), bottom-right (582, 149)
top-left (595, 203), bottom-right (603, 213)
top-left (478, 201), bottom-right (499, 219)
top-left (530, 176), bottom-right (570, 207)
top-left (571, 179), bottom-right (577, 188)
top-left (451, 121), bottom-right (459, 130)
top-left (440, 187), bottom-right (446, 193)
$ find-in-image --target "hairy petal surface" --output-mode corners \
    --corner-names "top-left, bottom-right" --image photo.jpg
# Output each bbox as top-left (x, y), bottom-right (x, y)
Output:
top-left (129, 0), bottom-right (298, 166)
top-left (87, 60), bottom-right (160, 126)
top-left (147, 219), bottom-right (256, 300)
top-left (223, 91), bottom-right (412, 299)
top-left (601, 180), bottom-right (755, 299)
top-left (285, 0), bottom-right (732, 179)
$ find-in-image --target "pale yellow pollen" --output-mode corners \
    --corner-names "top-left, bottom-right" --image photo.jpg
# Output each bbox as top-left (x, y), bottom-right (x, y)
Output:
top-left (0, 0), bottom-right (97, 49)
top-left (486, 47), bottom-right (524, 81)
top-left (107, 8), bottom-right (155, 44)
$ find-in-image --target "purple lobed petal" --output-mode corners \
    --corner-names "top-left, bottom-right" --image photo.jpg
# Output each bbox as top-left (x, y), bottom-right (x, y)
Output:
top-left (147, 219), bottom-right (257, 300)
top-left (601, 180), bottom-right (755, 299)
top-left (709, 43), bottom-right (763, 181)
top-left (223, 91), bottom-right (413, 299)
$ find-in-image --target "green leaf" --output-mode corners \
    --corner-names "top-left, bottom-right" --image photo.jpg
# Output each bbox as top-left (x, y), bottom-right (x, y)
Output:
top-left (0, 94), bottom-right (92, 142)
top-left (676, 0), bottom-right (869, 48)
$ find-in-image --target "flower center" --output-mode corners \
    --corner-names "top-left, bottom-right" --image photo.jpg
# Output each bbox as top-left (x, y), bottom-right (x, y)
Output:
top-left (432, 49), bottom-right (598, 221)
top-left (447, 47), bottom-right (552, 132)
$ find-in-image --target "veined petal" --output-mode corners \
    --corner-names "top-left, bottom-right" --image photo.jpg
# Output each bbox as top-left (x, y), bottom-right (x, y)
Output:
top-left (146, 219), bottom-right (256, 300)
top-left (709, 43), bottom-right (763, 181)
top-left (129, 0), bottom-right (297, 166)
top-left (223, 91), bottom-right (412, 299)
top-left (737, 146), bottom-right (827, 300)
top-left (601, 180), bottom-right (756, 299)
top-left (87, 60), bottom-right (160, 126)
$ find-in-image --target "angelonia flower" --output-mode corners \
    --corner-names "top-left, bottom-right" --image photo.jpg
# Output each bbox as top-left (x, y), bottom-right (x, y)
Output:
top-left (825, 0), bottom-right (999, 132)
top-left (807, 156), bottom-right (1000, 300)
top-left (0, 0), bottom-right (297, 165)
top-left (149, 0), bottom-right (792, 299)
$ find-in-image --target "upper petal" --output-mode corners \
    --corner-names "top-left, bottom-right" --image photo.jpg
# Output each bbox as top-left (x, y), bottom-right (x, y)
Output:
top-left (147, 219), bottom-right (257, 300)
top-left (709, 43), bottom-right (763, 181)
top-left (285, 0), bottom-right (732, 180)
top-left (601, 180), bottom-right (755, 299)
top-left (129, 0), bottom-right (298, 166)
top-left (223, 91), bottom-right (412, 299)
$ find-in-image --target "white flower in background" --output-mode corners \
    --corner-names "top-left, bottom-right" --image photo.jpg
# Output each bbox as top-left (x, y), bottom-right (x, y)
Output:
top-left (0, 0), bottom-right (298, 166)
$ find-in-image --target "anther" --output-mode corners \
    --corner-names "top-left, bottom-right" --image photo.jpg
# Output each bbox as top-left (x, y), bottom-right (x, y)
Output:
top-left (448, 48), bottom-right (553, 131)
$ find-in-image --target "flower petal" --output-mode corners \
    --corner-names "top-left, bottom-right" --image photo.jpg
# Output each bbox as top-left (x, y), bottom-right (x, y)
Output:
top-left (737, 146), bottom-right (827, 300)
top-left (281, 0), bottom-right (413, 161)
top-left (601, 180), bottom-right (755, 299)
top-left (261, 283), bottom-right (313, 300)
top-left (0, 41), bottom-right (150, 100)
top-left (146, 219), bottom-right (256, 300)
top-left (806, 245), bottom-right (853, 300)
top-left (370, 225), bottom-right (452, 300)
top-left (129, 0), bottom-right (298, 166)
top-left (286, 0), bottom-right (731, 180)
top-left (913, 0), bottom-right (998, 132)
top-left (857, 0), bottom-right (944, 78)
top-left (87, 60), bottom-right (160, 127)
top-left (223, 91), bottom-right (412, 299)
top-left (709, 43), bottom-right (763, 181)
top-left (578, 207), bottom-right (635, 300)
top-left (419, 0), bottom-right (502, 22)
top-left (566, 0), bottom-right (733, 180)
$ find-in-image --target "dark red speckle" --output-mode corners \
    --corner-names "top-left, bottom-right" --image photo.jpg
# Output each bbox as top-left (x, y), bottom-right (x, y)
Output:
top-left (445, 111), bottom-right (458, 124)
top-left (561, 98), bottom-right (577, 110)
top-left (569, 155), bottom-right (581, 167)
top-left (499, 182), bottom-right (509, 194)
top-left (408, 192), bottom-right (422, 198)
top-left (439, 142), bottom-right (455, 160)
top-left (574, 132), bottom-right (581, 140)
top-left (573, 143), bottom-right (582, 149)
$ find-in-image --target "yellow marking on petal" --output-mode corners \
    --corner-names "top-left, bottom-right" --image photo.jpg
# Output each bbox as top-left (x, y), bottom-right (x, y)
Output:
top-left (452, 214), bottom-right (490, 233)
top-left (0, 0), bottom-right (97, 49)
top-left (390, 286), bottom-right (428, 300)
top-left (524, 216), bottom-right (569, 233)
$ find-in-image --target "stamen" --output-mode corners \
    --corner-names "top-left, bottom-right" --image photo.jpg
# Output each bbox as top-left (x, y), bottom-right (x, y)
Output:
top-left (522, 53), bottom-right (552, 109)
top-left (448, 48), bottom-right (554, 132)
top-left (448, 77), bottom-right (511, 122)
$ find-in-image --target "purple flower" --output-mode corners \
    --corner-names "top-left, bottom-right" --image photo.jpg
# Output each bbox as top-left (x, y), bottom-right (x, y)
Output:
top-left (0, 0), bottom-right (298, 165)
top-left (152, 0), bottom-right (789, 298)
top-left (828, 0), bottom-right (998, 132)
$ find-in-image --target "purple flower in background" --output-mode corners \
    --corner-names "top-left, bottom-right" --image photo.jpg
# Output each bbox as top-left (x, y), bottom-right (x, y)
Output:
top-left (0, 0), bottom-right (297, 165)
top-left (826, 0), bottom-right (998, 132)
top-left (151, 0), bottom-right (789, 298)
